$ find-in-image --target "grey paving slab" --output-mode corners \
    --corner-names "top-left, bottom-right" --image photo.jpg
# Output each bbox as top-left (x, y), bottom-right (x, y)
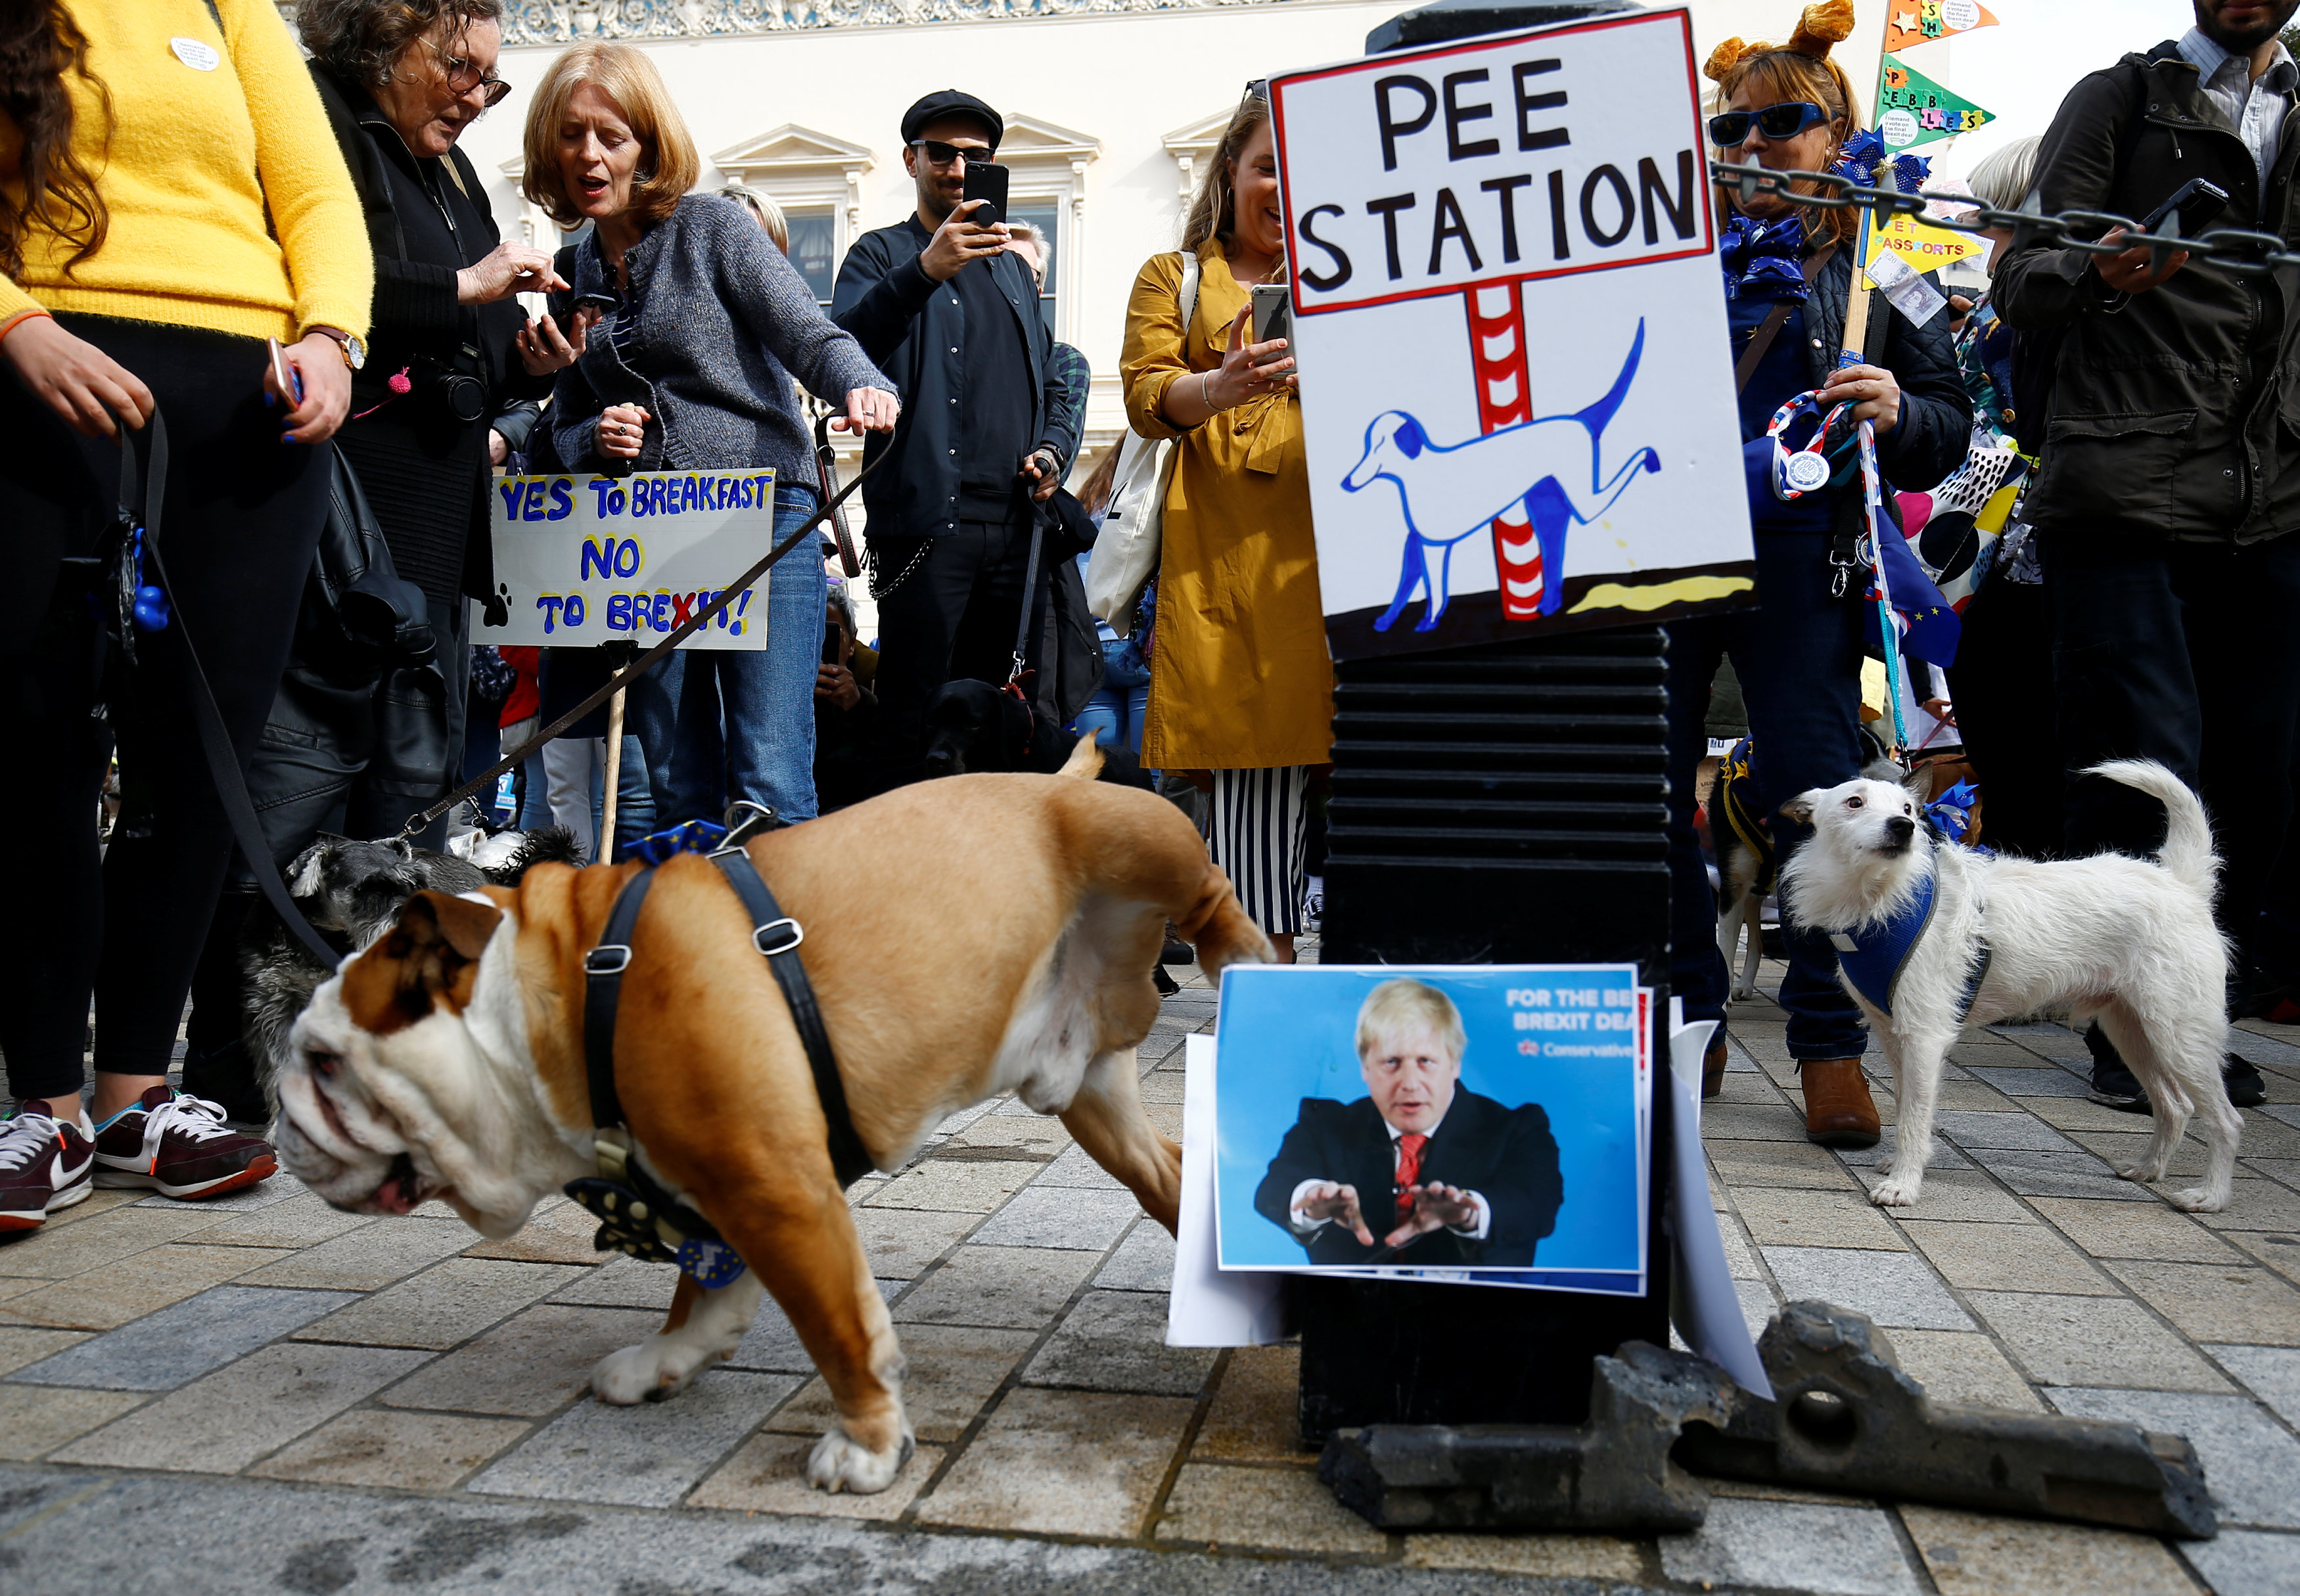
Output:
top-left (0, 1463), bottom-right (1561, 1596)
top-left (893, 1245), bottom-right (1097, 1330)
top-left (1964, 1147), bottom-right (2158, 1201)
top-left (294, 1259), bottom-right (584, 1350)
top-left (1835, 1139), bottom-right (1974, 1172)
top-left (2209, 1344), bottom-right (2300, 1430)
top-left (131, 1174), bottom-right (308, 1214)
top-left (1023, 1289), bottom-right (1218, 1396)
top-left (1972, 1293), bottom-right (2234, 1392)
top-left (1963, 1066), bottom-right (2095, 1099)
top-left (2180, 1528), bottom-right (2300, 1596)
top-left (2231, 1031), bottom-right (2300, 1068)
top-left (241, 1215), bottom-right (476, 1290)
top-left (467, 1370), bottom-right (800, 1507)
top-left (1759, 1246), bottom-right (1974, 1330)
top-left (1093, 1222), bottom-right (1177, 1292)
top-left (1934, 1111), bottom-right (2084, 1152)
top-left (545, 1254), bottom-right (678, 1310)
top-left (6, 1284), bottom-right (357, 1390)
top-left (382, 1304), bottom-right (665, 1416)
top-left (931, 1099), bottom-right (1001, 1137)
top-left (1032, 1144), bottom-right (1125, 1191)
top-left (2047, 1388), bottom-right (2300, 1529)
top-left (49, 1343), bottom-right (427, 1473)
top-left (967, 1186), bottom-right (1141, 1250)
top-left (1659, 1495), bottom-right (1923, 1595)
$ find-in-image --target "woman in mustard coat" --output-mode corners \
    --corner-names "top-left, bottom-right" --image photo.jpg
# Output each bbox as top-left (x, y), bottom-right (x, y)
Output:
top-left (1120, 89), bottom-right (1335, 961)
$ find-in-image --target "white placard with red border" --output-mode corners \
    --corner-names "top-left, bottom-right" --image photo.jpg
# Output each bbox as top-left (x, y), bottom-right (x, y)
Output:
top-left (1272, 7), bottom-right (1755, 660)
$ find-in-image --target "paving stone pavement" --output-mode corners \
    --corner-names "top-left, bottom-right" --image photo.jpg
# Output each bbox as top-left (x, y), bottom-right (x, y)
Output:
top-left (2, 954), bottom-right (2298, 1592)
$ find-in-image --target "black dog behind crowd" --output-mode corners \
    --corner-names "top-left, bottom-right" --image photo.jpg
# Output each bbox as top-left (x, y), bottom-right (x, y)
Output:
top-left (920, 678), bottom-right (1156, 788)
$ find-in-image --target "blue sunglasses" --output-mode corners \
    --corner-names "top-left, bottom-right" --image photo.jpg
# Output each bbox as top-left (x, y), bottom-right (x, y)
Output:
top-left (1709, 101), bottom-right (1829, 147)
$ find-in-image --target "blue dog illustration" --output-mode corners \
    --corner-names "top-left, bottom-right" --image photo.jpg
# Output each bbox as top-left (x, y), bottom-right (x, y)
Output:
top-left (1343, 322), bottom-right (1661, 630)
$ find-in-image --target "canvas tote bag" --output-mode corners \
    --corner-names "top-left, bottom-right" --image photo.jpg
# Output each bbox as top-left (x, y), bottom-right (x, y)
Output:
top-left (1086, 250), bottom-right (1200, 637)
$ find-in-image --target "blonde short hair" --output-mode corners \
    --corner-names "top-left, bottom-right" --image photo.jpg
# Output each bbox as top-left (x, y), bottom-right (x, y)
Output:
top-left (1355, 979), bottom-right (1465, 1064)
top-left (521, 42), bottom-right (699, 229)
top-left (718, 183), bottom-right (788, 252)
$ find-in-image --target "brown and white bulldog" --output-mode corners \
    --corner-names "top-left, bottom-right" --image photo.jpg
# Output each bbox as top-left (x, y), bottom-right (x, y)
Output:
top-left (273, 765), bottom-right (1270, 1493)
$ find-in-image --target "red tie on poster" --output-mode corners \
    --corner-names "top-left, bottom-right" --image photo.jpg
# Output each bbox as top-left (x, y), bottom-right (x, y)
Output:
top-left (1466, 281), bottom-right (1544, 617)
top-left (1394, 1131), bottom-right (1429, 1214)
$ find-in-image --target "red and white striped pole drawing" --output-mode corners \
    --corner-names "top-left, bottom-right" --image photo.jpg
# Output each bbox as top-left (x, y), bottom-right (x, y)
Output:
top-left (1465, 280), bottom-right (1543, 619)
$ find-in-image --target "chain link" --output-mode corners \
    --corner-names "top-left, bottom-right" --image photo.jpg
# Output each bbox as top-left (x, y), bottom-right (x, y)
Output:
top-left (1709, 158), bottom-right (2300, 278)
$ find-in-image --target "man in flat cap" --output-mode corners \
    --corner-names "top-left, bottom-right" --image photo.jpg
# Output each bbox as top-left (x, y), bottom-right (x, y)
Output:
top-left (833, 90), bottom-right (1084, 772)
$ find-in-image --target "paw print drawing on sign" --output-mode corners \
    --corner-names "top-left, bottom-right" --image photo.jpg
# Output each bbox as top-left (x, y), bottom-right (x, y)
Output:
top-left (482, 583), bottom-right (510, 627)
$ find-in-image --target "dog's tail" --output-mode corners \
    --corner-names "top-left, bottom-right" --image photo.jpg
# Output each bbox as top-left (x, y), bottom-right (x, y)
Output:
top-left (1059, 729), bottom-right (1106, 782)
top-left (1172, 862), bottom-right (1276, 978)
top-left (2086, 760), bottom-right (2220, 895)
top-left (1573, 318), bottom-right (1647, 438)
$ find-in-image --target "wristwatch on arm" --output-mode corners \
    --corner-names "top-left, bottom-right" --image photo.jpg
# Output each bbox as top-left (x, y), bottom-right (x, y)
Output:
top-left (304, 325), bottom-right (369, 371)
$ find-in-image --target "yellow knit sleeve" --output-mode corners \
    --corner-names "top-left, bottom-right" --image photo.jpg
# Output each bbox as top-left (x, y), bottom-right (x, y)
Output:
top-left (222, 0), bottom-right (372, 341)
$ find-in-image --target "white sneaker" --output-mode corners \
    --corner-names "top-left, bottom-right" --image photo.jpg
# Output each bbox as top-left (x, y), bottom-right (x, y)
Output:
top-left (0, 1108), bottom-right (96, 1232)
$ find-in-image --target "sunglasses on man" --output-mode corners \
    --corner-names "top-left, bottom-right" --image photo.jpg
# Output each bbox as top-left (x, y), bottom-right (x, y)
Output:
top-left (1707, 101), bottom-right (1829, 148)
top-left (910, 138), bottom-right (998, 167)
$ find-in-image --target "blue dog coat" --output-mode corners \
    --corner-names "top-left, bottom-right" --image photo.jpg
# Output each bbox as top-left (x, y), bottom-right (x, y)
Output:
top-left (1826, 870), bottom-right (1992, 1020)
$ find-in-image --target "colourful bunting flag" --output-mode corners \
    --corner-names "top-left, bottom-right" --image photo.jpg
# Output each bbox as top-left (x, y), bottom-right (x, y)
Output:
top-left (1885, 0), bottom-right (2000, 53)
top-left (1876, 58), bottom-right (1995, 149)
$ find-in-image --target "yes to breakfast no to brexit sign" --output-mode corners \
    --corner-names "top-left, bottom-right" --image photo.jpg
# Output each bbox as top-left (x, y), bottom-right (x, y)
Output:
top-left (473, 469), bottom-right (779, 650)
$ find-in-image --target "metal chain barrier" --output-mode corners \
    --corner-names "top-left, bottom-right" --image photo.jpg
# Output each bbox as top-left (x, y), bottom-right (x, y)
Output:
top-left (1709, 158), bottom-right (2299, 278)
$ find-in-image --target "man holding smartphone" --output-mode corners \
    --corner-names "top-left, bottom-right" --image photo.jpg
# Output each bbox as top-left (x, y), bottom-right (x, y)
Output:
top-left (1994, 0), bottom-right (2300, 1106)
top-left (831, 90), bottom-right (1084, 770)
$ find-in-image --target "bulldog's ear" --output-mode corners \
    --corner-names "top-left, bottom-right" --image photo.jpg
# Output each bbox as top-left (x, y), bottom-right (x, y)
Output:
top-left (340, 891), bottom-right (503, 1034)
top-left (1777, 794), bottom-right (1817, 827)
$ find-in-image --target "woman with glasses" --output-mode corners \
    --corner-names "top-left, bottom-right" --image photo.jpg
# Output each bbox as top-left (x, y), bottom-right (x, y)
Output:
top-left (1668, 1), bottom-right (1970, 1142)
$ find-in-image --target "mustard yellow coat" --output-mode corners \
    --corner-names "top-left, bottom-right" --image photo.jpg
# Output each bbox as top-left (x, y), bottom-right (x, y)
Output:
top-left (1121, 240), bottom-right (1336, 771)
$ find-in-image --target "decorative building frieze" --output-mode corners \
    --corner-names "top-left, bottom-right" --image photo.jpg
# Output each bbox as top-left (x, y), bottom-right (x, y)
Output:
top-left (500, 0), bottom-right (1318, 45)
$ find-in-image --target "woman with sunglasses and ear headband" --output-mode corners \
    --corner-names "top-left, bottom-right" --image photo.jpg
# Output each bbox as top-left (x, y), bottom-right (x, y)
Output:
top-left (1667, 1), bottom-right (1970, 1145)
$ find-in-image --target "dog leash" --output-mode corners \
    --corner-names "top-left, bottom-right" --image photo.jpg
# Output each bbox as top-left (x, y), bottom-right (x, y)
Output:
top-left (566, 817), bottom-right (873, 1287)
top-left (398, 447), bottom-right (887, 843)
top-left (115, 413), bottom-right (344, 969)
top-left (1854, 417), bottom-right (1912, 758)
top-left (813, 413), bottom-right (861, 580)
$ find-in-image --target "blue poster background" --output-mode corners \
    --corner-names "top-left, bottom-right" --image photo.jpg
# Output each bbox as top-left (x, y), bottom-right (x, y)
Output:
top-left (1213, 964), bottom-right (1643, 1273)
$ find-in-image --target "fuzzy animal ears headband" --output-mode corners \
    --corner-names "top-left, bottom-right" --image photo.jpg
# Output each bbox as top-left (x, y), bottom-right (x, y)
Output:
top-left (1703, 0), bottom-right (1856, 83)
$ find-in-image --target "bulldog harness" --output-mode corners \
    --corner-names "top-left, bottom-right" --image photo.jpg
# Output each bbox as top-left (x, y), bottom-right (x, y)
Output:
top-left (566, 819), bottom-right (875, 1288)
top-left (1826, 868), bottom-right (1992, 1022)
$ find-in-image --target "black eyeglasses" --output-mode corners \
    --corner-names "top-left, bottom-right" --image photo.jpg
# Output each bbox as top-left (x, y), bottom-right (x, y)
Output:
top-left (1707, 101), bottom-right (1828, 148)
top-left (909, 139), bottom-right (996, 167)
top-left (441, 53), bottom-right (513, 108)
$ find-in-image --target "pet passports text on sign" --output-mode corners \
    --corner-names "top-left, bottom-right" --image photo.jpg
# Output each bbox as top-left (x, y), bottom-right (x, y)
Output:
top-left (1274, 10), bottom-right (1713, 313)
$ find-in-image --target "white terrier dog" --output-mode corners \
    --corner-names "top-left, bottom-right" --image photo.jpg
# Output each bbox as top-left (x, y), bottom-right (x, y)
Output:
top-left (1778, 760), bottom-right (2240, 1212)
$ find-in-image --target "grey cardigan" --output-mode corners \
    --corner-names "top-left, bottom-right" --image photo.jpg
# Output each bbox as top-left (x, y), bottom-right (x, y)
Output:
top-left (544, 194), bottom-right (890, 481)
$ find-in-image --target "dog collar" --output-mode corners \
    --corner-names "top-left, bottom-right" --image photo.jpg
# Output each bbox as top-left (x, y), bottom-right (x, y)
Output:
top-left (1826, 869), bottom-right (1991, 1021)
top-left (1765, 390), bottom-right (1851, 501)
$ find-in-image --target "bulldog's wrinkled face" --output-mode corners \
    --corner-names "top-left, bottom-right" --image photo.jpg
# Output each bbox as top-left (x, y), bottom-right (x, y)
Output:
top-left (277, 890), bottom-right (578, 1239)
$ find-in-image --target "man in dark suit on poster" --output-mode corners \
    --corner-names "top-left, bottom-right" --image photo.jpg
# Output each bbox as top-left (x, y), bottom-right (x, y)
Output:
top-left (1253, 979), bottom-right (1563, 1267)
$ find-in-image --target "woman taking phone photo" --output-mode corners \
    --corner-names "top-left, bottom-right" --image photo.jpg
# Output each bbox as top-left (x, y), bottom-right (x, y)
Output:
top-left (524, 42), bottom-right (896, 838)
top-left (1668, 1), bottom-right (1970, 1141)
top-left (0, 0), bottom-right (371, 1221)
top-left (1120, 85), bottom-right (1334, 961)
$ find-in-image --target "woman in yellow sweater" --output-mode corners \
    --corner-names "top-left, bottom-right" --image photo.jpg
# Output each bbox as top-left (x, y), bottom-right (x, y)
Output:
top-left (0, 0), bottom-right (372, 1228)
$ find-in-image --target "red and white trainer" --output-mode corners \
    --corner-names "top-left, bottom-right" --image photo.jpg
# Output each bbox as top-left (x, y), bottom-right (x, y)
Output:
top-left (0, 1108), bottom-right (96, 1231)
top-left (92, 1087), bottom-right (276, 1200)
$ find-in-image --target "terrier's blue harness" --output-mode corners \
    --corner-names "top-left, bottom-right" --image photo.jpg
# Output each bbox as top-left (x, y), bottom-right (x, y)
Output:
top-left (1826, 869), bottom-right (1992, 1021)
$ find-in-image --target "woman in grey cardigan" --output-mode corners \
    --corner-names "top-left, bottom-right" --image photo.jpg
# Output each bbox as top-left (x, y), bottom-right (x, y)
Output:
top-left (524, 43), bottom-right (897, 837)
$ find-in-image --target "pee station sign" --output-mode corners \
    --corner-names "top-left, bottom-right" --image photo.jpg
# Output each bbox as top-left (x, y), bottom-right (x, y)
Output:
top-left (1271, 7), bottom-right (1755, 660)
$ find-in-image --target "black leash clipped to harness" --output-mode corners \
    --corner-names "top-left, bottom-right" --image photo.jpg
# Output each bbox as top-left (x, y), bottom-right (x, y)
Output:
top-left (564, 806), bottom-right (874, 1288)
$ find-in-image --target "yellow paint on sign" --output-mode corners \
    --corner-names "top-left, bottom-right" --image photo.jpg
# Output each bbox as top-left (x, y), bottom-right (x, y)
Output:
top-left (1568, 574), bottom-right (1754, 614)
top-left (1865, 212), bottom-right (1984, 271)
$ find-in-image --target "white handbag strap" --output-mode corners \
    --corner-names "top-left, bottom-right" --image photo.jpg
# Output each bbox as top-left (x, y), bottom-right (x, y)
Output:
top-left (1178, 248), bottom-right (1200, 334)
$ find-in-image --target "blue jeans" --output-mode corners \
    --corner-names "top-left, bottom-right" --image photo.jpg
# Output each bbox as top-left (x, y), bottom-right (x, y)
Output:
top-left (626, 486), bottom-right (826, 827)
top-left (1665, 531), bottom-right (1869, 1059)
top-left (1074, 680), bottom-right (1149, 756)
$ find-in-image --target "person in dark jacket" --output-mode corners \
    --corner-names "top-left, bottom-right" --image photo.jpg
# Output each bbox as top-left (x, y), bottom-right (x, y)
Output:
top-left (526, 42), bottom-right (895, 832)
top-left (285, 0), bottom-right (587, 843)
top-left (1668, 13), bottom-right (1973, 1145)
top-left (1253, 979), bottom-right (1562, 1267)
top-left (831, 91), bottom-right (1087, 765)
top-left (1994, 0), bottom-right (2298, 1108)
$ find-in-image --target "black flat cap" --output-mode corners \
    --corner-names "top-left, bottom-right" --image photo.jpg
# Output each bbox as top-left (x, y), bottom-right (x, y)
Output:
top-left (901, 90), bottom-right (1002, 148)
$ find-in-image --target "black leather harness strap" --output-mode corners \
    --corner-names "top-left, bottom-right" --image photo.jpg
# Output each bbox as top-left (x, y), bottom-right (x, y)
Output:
top-left (708, 847), bottom-right (875, 1188)
top-left (582, 864), bottom-right (656, 1135)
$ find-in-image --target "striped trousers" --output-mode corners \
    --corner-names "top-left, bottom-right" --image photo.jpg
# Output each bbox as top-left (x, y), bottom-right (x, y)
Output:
top-left (1208, 766), bottom-right (1310, 937)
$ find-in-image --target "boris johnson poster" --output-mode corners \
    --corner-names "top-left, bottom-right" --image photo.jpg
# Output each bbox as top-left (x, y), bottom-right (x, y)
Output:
top-left (1269, 7), bottom-right (1755, 660)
